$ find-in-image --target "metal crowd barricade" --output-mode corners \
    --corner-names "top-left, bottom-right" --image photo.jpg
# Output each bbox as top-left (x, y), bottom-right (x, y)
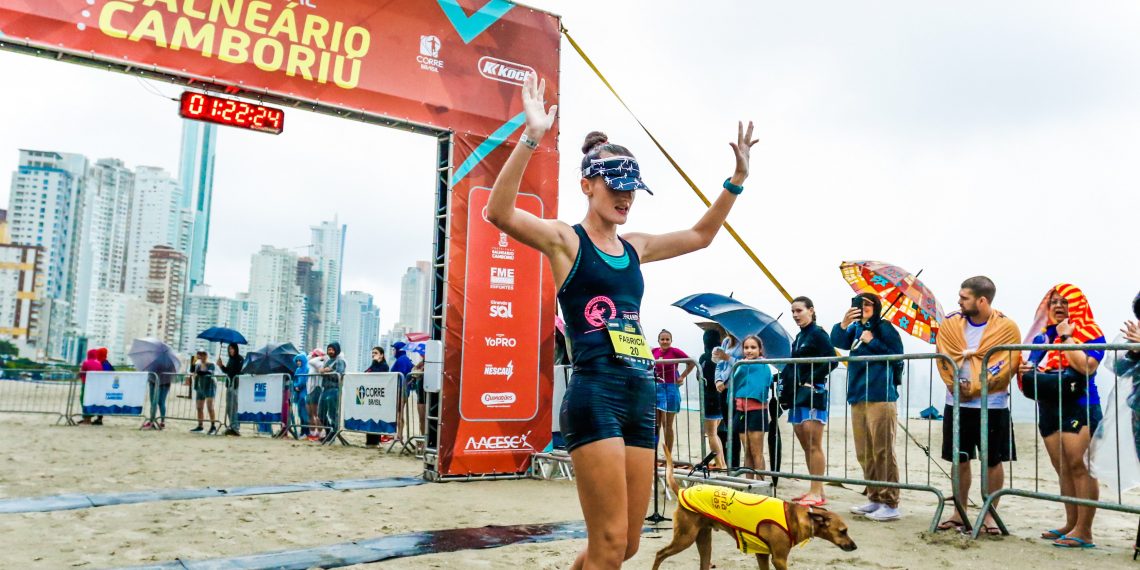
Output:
top-left (728, 354), bottom-right (959, 532)
top-left (395, 371), bottom-right (424, 454)
top-left (73, 370), bottom-right (155, 421)
top-left (0, 368), bottom-right (77, 425)
top-left (145, 371), bottom-right (222, 428)
top-left (279, 372), bottom-right (341, 444)
top-left (971, 342), bottom-right (1140, 539)
top-left (336, 372), bottom-right (404, 448)
top-left (222, 373), bottom-right (293, 437)
top-left (531, 365), bottom-right (573, 480)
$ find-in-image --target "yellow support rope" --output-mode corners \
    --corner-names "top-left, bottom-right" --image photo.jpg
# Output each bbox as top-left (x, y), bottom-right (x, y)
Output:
top-left (561, 25), bottom-right (793, 303)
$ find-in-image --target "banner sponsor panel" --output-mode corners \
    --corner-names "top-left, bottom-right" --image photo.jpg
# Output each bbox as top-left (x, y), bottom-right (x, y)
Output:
top-left (0, 0), bottom-right (561, 477)
top-left (82, 371), bottom-right (148, 416)
top-left (0, 0), bottom-right (559, 135)
top-left (341, 373), bottom-right (399, 434)
top-left (235, 374), bottom-right (284, 424)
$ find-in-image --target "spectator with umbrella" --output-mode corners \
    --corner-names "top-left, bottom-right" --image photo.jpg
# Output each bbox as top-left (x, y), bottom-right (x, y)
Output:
top-left (217, 343), bottom-right (244, 436)
top-left (129, 338), bottom-right (181, 430)
top-left (836, 260), bottom-right (947, 522)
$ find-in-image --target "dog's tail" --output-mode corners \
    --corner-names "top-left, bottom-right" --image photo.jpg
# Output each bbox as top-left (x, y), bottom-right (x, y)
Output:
top-left (663, 437), bottom-right (680, 495)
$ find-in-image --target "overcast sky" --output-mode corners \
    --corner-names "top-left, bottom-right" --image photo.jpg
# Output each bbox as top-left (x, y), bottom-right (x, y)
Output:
top-left (2, 1), bottom-right (1138, 355)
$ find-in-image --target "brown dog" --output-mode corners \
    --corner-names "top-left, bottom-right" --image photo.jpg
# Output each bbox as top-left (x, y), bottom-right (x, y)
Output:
top-left (654, 449), bottom-right (856, 569)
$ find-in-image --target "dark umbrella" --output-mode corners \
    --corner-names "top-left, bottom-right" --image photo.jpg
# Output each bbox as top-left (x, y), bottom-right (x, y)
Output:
top-left (197, 327), bottom-right (248, 345)
top-left (127, 338), bottom-right (181, 374)
top-left (673, 293), bottom-right (792, 359)
top-left (242, 342), bottom-right (301, 375)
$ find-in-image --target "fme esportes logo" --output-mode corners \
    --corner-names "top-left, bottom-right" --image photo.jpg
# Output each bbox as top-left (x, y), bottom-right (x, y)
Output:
top-left (253, 382), bottom-right (267, 403)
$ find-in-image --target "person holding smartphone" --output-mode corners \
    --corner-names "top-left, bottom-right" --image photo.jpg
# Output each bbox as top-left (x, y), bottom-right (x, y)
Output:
top-left (831, 293), bottom-right (905, 521)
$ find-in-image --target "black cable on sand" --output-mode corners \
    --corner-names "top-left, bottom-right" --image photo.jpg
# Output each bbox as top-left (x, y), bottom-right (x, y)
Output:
top-left (116, 521), bottom-right (589, 569)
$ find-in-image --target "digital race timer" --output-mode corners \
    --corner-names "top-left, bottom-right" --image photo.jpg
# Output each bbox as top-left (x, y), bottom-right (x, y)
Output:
top-left (179, 92), bottom-right (285, 134)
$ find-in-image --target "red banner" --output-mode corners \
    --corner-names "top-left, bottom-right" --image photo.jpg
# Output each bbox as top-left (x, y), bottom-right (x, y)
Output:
top-left (459, 186), bottom-right (543, 422)
top-left (0, 0), bottom-right (560, 477)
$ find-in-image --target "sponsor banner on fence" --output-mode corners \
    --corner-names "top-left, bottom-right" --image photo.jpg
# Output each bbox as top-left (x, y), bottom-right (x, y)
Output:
top-left (235, 374), bottom-right (283, 424)
top-left (82, 371), bottom-right (148, 416)
top-left (341, 373), bottom-right (399, 434)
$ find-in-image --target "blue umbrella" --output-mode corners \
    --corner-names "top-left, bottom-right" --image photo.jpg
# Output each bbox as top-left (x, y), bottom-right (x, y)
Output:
top-left (672, 293), bottom-right (793, 360)
top-left (197, 327), bottom-right (248, 345)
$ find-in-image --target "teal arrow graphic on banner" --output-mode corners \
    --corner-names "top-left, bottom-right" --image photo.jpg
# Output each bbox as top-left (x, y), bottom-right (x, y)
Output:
top-left (453, 111), bottom-right (526, 184)
top-left (437, 0), bottom-right (515, 44)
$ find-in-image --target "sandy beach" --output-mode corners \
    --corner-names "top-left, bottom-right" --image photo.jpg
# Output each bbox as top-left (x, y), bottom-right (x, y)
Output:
top-left (0, 402), bottom-right (1137, 569)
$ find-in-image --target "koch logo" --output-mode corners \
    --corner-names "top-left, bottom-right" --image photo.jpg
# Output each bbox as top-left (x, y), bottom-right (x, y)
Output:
top-left (478, 56), bottom-right (535, 86)
top-left (417, 35), bottom-right (444, 72)
top-left (485, 334), bottom-right (517, 348)
top-left (481, 392), bottom-right (517, 407)
top-left (489, 300), bottom-right (513, 319)
top-left (465, 430), bottom-right (534, 452)
top-left (254, 382), bottom-right (267, 402)
top-left (484, 361), bottom-right (514, 380)
top-left (490, 267), bottom-right (514, 290)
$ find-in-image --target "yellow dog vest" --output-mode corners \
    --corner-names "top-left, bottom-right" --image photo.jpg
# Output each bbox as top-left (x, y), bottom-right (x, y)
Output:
top-left (678, 485), bottom-right (810, 555)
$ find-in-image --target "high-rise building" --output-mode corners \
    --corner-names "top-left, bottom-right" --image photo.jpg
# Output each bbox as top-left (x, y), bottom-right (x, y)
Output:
top-left (178, 120), bottom-right (217, 292)
top-left (72, 158), bottom-right (134, 332)
top-left (85, 289), bottom-right (159, 360)
top-left (248, 245), bottom-right (303, 348)
top-left (124, 166), bottom-right (182, 297)
top-left (146, 245), bottom-right (187, 348)
top-left (0, 243), bottom-right (43, 358)
top-left (181, 284), bottom-right (259, 355)
top-left (7, 150), bottom-right (88, 359)
top-left (340, 291), bottom-right (379, 372)
top-left (397, 262), bottom-right (431, 333)
top-left (295, 256), bottom-right (322, 351)
top-left (310, 218), bottom-right (345, 345)
top-left (0, 208), bottom-right (8, 244)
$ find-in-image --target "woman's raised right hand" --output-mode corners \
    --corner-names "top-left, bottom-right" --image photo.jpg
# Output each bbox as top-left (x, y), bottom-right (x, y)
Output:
top-left (521, 73), bottom-right (557, 138)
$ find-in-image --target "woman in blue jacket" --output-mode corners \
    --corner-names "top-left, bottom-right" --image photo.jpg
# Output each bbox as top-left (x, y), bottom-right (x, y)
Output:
top-left (830, 292), bottom-right (905, 522)
top-left (718, 335), bottom-right (774, 481)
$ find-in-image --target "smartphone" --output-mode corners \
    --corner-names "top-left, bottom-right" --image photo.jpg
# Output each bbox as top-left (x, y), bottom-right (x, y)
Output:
top-left (851, 297), bottom-right (864, 310)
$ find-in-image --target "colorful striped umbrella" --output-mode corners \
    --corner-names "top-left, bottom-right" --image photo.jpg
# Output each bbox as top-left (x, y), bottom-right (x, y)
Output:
top-left (839, 260), bottom-right (945, 344)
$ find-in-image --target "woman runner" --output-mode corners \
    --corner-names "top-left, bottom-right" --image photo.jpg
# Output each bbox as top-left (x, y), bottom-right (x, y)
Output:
top-left (488, 74), bottom-right (757, 569)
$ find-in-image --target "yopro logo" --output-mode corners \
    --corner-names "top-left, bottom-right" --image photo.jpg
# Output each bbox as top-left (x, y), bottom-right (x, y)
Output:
top-left (489, 300), bottom-right (513, 319)
top-left (465, 430), bottom-right (534, 452)
top-left (484, 361), bottom-right (514, 381)
top-left (478, 56), bottom-right (535, 86)
top-left (485, 334), bottom-right (517, 348)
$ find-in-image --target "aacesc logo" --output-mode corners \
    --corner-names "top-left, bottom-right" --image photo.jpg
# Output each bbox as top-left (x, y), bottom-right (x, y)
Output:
top-left (465, 430), bottom-right (534, 452)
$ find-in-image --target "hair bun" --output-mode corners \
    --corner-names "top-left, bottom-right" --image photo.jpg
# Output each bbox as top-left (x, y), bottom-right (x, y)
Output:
top-left (581, 131), bottom-right (609, 154)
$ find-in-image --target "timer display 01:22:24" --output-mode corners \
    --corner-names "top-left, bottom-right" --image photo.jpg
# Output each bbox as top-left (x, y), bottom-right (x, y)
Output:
top-left (179, 92), bottom-right (285, 134)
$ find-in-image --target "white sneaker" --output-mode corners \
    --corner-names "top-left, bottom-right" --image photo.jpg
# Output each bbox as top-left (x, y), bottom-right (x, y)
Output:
top-left (850, 502), bottom-right (883, 515)
top-left (865, 506), bottom-right (901, 521)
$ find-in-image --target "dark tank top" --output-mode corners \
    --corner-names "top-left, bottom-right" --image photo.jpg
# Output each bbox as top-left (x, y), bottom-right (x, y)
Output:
top-left (557, 224), bottom-right (648, 373)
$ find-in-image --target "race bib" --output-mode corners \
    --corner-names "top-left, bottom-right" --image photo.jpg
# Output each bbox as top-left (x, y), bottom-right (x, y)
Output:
top-left (606, 318), bottom-right (653, 368)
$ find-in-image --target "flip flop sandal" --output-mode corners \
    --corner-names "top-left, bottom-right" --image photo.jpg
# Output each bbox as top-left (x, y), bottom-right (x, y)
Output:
top-left (982, 525), bottom-right (1002, 536)
top-left (937, 520), bottom-right (966, 532)
top-left (796, 497), bottom-right (828, 507)
top-left (1053, 537), bottom-right (1096, 549)
top-left (1041, 529), bottom-right (1066, 540)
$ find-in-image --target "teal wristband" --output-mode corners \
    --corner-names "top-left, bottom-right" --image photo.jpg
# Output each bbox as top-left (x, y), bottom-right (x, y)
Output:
top-left (723, 178), bottom-right (744, 195)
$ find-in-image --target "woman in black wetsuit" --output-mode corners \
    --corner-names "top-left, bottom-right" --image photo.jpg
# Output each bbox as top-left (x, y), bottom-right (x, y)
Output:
top-left (488, 74), bottom-right (756, 569)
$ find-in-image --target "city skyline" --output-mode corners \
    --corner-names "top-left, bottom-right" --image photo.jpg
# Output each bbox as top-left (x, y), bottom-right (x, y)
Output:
top-left (1, 137), bottom-right (424, 362)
